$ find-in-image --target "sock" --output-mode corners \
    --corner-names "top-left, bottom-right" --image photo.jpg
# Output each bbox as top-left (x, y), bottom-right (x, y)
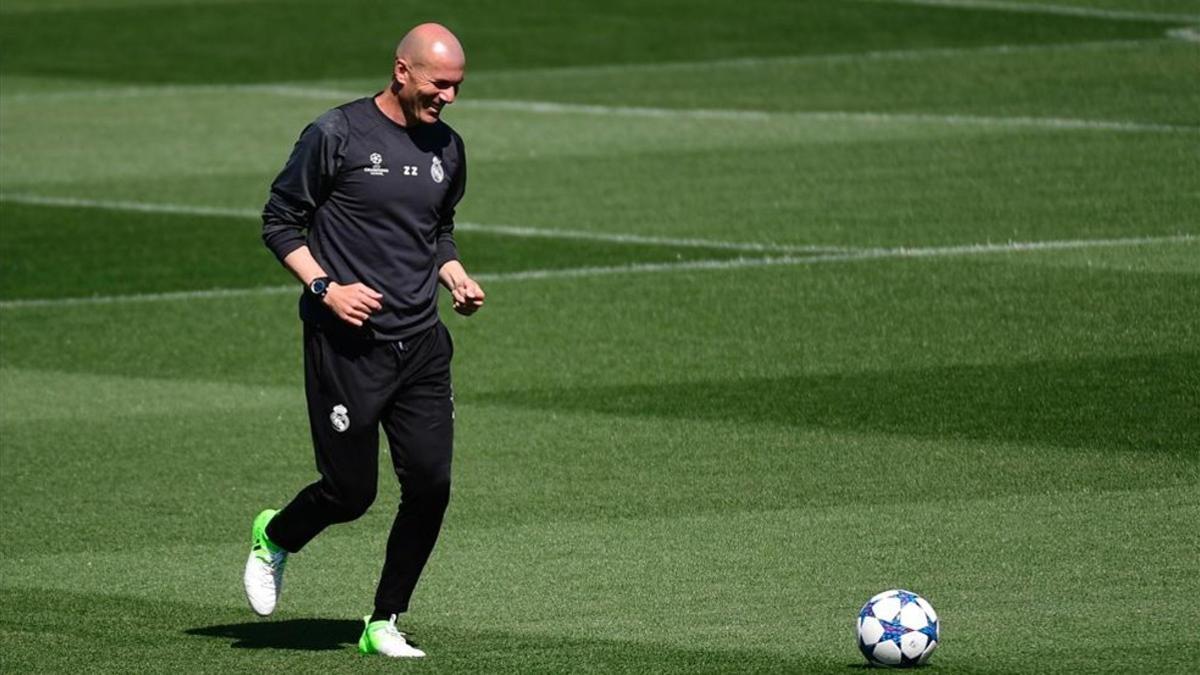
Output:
top-left (262, 519), bottom-right (285, 553)
top-left (369, 610), bottom-right (395, 624)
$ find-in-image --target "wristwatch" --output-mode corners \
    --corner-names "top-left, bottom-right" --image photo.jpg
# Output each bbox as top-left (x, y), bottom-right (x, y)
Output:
top-left (307, 276), bottom-right (332, 299)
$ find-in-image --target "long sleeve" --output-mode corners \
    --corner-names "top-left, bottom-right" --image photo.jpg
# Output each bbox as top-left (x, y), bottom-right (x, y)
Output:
top-left (434, 133), bottom-right (466, 270)
top-left (261, 109), bottom-right (348, 262)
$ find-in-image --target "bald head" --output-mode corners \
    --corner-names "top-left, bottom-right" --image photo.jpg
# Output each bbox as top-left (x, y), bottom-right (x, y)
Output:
top-left (395, 23), bottom-right (465, 71)
top-left (380, 23), bottom-right (466, 126)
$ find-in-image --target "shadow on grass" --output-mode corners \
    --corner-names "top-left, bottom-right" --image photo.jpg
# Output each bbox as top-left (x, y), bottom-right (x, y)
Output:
top-left (390, 622), bottom-right (847, 673)
top-left (477, 351), bottom-right (1199, 453)
top-left (185, 617), bottom-right (849, 671)
top-left (0, 587), bottom-right (894, 671)
top-left (185, 618), bottom-right (361, 651)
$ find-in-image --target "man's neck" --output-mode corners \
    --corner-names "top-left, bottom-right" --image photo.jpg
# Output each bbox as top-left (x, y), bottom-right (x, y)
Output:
top-left (373, 89), bottom-right (412, 127)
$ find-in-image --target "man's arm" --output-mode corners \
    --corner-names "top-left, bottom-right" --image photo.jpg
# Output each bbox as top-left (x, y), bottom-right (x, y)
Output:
top-left (439, 259), bottom-right (484, 316)
top-left (282, 246), bottom-right (382, 328)
top-left (434, 133), bottom-right (483, 316)
top-left (262, 110), bottom-right (345, 262)
top-left (262, 110), bottom-right (383, 328)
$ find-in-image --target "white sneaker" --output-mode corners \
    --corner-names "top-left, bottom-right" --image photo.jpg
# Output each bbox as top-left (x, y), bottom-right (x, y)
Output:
top-left (243, 509), bottom-right (288, 616)
top-left (358, 615), bottom-right (426, 658)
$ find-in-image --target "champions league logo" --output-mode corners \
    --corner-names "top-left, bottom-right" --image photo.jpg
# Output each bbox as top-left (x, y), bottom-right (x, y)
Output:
top-left (365, 152), bottom-right (389, 176)
top-left (430, 156), bottom-right (444, 184)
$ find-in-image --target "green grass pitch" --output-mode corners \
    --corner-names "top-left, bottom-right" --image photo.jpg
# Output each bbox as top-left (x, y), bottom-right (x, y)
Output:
top-left (1, 0), bottom-right (1198, 672)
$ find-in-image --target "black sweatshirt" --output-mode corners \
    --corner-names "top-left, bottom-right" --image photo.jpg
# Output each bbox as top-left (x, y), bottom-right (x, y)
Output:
top-left (262, 96), bottom-right (465, 341)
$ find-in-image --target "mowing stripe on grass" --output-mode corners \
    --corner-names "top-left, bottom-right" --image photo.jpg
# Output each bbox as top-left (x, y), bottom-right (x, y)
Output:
top-left (466, 38), bottom-right (1166, 76)
top-left (1, 234), bottom-right (1191, 309)
top-left (0, 38), bottom-right (1168, 106)
top-left (0, 367), bottom-right (299, 424)
top-left (0, 193), bottom-right (845, 255)
top-left (856, 0), bottom-right (1200, 23)
top-left (457, 223), bottom-right (848, 254)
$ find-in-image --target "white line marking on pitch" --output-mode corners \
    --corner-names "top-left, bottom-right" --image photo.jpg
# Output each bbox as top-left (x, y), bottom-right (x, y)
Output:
top-left (1168, 27), bottom-right (1200, 42)
top-left (458, 100), bottom-right (1198, 134)
top-left (855, 0), bottom-right (1200, 23)
top-left (0, 193), bottom-right (845, 255)
top-left (482, 234), bottom-right (1198, 280)
top-left (0, 234), bottom-right (1191, 310)
top-left (5, 77), bottom-right (1192, 134)
top-left (0, 193), bottom-right (256, 218)
top-left (0, 285), bottom-right (297, 309)
top-left (7, 88), bottom-right (1184, 133)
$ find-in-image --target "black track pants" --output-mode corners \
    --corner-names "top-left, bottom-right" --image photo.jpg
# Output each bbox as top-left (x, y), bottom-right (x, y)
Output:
top-left (267, 321), bottom-right (454, 616)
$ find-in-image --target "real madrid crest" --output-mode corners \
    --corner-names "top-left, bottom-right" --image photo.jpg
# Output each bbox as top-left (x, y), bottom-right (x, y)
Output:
top-left (430, 156), bottom-right (445, 184)
top-left (330, 404), bottom-right (350, 432)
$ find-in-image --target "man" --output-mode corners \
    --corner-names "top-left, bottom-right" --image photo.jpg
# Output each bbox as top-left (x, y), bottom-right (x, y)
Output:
top-left (244, 23), bottom-right (484, 659)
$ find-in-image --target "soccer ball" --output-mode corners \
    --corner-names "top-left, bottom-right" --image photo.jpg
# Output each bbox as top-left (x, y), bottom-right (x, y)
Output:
top-left (856, 589), bottom-right (939, 667)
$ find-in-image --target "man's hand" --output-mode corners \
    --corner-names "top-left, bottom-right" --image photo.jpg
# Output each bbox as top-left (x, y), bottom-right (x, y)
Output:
top-left (324, 282), bottom-right (383, 327)
top-left (450, 276), bottom-right (485, 316)
top-left (281, 247), bottom-right (383, 327)
top-left (439, 260), bottom-right (485, 316)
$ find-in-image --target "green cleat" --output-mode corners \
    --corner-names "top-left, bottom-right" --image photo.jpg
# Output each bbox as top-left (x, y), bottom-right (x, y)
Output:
top-left (358, 615), bottom-right (426, 658)
top-left (243, 509), bottom-right (288, 616)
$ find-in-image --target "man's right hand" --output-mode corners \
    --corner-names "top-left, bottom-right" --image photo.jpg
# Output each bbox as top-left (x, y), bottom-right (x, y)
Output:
top-left (323, 282), bottom-right (383, 327)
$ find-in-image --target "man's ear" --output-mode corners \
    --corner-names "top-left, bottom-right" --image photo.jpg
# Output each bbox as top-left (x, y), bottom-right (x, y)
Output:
top-left (394, 58), bottom-right (409, 86)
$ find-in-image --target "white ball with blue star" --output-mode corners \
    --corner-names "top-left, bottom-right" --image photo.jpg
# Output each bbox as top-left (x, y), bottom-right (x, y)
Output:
top-left (856, 589), bottom-right (939, 667)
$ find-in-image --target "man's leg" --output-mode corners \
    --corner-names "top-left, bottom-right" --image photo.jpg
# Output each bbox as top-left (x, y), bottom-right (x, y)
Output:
top-left (374, 322), bottom-right (455, 618)
top-left (246, 326), bottom-right (399, 616)
top-left (266, 325), bottom-right (399, 552)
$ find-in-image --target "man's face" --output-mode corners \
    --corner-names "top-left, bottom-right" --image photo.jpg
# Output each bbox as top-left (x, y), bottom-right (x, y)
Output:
top-left (396, 58), bottom-right (464, 126)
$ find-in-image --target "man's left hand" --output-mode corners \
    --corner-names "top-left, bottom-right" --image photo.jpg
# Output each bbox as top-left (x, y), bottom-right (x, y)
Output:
top-left (451, 277), bottom-right (485, 316)
top-left (439, 259), bottom-right (486, 316)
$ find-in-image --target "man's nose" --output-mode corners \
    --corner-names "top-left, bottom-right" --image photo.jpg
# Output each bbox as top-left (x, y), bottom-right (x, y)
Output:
top-left (440, 87), bottom-right (457, 104)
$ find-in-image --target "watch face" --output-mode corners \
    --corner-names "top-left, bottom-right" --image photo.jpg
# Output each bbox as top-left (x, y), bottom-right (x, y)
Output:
top-left (310, 279), bottom-right (328, 295)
